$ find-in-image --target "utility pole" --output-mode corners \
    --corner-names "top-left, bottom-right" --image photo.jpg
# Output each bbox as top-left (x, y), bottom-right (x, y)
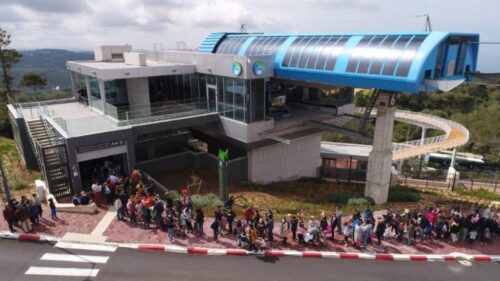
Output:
top-left (0, 159), bottom-right (12, 203)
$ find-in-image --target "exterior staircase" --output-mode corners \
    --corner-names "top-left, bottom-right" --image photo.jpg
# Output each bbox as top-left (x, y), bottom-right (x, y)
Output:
top-left (26, 119), bottom-right (73, 198)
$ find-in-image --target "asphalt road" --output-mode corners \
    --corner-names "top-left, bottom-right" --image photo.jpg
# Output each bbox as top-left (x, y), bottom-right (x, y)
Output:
top-left (0, 239), bottom-right (499, 281)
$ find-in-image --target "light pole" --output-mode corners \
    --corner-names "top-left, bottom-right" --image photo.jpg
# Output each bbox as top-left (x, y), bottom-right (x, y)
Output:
top-left (0, 159), bottom-right (12, 203)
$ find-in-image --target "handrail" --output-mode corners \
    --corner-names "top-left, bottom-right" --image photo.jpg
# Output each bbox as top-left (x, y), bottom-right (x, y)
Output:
top-left (354, 107), bottom-right (469, 161)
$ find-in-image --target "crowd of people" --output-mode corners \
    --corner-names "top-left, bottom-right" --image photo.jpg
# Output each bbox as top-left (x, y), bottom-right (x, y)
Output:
top-left (98, 167), bottom-right (500, 251)
top-left (2, 193), bottom-right (58, 234)
top-left (4, 166), bottom-right (500, 252)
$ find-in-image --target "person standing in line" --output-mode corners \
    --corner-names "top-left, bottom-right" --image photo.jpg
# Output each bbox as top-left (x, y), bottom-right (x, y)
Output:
top-left (290, 215), bottom-right (298, 242)
top-left (375, 217), bottom-right (386, 246)
top-left (91, 181), bottom-right (102, 207)
top-left (48, 198), bottom-right (58, 220)
top-left (335, 206), bottom-right (343, 233)
top-left (266, 214), bottom-right (274, 244)
top-left (114, 198), bottom-right (124, 221)
top-left (227, 207), bottom-right (235, 235)
top-left (166, 214), bottom-right (175, 242)
top-left (127, 198), bottom-right (137, 225)
top-left (280, 216), bottom-right (290, 244)
top-left (342, 221), bottom-right (351, 246)
top-left (3, 205), bottom-right (16, 232)
top-left (211, 218), bottom-right (219, 241)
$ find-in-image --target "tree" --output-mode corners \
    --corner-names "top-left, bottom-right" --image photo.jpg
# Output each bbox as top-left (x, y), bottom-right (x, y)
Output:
top-left (0, 28), bottom-right (22, 92)
top-left (20, 72), bottom-right (47, 91)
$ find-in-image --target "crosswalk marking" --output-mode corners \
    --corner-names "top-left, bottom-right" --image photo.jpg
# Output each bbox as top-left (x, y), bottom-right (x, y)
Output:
top-left (41, 253), bottom-right (109, 264)
top-left (25, 267), bottom-right (99, 277)
top-left (55, 241), bottom-right (117, 252)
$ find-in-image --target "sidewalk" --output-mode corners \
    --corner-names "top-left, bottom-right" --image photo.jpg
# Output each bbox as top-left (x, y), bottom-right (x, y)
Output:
top-left (2, 208), bottom-right (500, 256)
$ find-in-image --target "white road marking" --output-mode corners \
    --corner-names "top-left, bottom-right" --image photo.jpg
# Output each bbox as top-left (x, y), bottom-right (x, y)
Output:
top-left (55, 241), bottom-right (116, 252)
top-left (25, 267), bottom-right (99, 277)
top-left (41, 253), bottom-right (109, 264)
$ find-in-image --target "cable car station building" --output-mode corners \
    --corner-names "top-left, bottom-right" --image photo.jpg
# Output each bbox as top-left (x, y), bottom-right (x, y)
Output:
top-left (8, 31), bottom-right (479, 204)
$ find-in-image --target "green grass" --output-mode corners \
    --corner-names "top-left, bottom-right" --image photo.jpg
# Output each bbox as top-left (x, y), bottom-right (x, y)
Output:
top-left (388, 185), bottom-right (422, 202)
top-left (455, 187), bottom-right (500, 201)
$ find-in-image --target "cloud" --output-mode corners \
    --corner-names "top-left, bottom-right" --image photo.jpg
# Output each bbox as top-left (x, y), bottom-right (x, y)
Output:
top-left (2, 0), bottom-right (90, 14)
top-left (0, 5), bottom-right (27, 23)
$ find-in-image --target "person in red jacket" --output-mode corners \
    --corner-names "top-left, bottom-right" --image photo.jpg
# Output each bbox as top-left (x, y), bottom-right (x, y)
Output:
top-left (3, 205), bottom-right (16, 232)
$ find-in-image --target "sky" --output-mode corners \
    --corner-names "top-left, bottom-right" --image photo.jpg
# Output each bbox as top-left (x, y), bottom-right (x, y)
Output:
top-left (1, 0), bottom-right (499, 72)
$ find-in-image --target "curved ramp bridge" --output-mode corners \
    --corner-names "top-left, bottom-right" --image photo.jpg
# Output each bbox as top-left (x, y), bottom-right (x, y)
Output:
top-left (387, 110), bottom-right (469, 161)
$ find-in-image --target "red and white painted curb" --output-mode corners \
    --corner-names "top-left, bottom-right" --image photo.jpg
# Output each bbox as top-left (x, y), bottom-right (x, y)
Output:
top-left (0, 231), bottom-right (59, 243)
top-left (2, 231), bottom-right (499, 262)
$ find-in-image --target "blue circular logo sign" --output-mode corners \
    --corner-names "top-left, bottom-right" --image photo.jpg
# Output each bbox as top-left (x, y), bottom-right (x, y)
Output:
top-left (232, 61), bottom-right (242, 76)
top-left (253, 61), bottom-right (265, 76)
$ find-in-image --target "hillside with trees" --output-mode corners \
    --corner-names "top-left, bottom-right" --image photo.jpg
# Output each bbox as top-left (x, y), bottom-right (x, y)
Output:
top-left (11, 49), bottom-right (93, 89)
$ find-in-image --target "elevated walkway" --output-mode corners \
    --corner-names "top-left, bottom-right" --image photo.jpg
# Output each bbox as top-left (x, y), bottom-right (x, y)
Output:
top-left (322, 109), bottom-right (470, 161)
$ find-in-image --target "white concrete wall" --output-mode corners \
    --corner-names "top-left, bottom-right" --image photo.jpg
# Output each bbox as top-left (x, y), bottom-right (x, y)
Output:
top-left (126, 78), bottom-right (150, 108)
top-left (248, 134), bottom-right (321, 183)
top-left (124, 52), bottom-right (146, 66)
top-left (94, 45), bottom-right (132, 62)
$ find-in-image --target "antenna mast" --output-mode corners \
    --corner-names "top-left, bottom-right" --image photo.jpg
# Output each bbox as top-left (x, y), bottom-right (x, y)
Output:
top-left (417, 14), bottom-right (432, 32)
top-left (240, 24), bottom-right (248, 33)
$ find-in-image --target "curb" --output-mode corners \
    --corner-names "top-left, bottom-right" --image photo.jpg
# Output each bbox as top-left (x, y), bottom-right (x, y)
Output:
top-left (2, 231), bottom-right (499, 262)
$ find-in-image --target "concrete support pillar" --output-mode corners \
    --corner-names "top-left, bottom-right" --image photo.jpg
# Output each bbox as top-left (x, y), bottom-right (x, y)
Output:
top-left (420, 127), bottom-right (427, 145)
top-left (446, 148), bottom-right (460, 184)
top-left (98, 79), bottom-right (107, 115)
top-left (397, 160), bottom-right (403, 174)
top-left (365, 92), bottom-right (396, 205)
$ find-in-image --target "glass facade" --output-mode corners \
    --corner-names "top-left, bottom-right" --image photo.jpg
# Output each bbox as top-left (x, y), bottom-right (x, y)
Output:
top-left (104, 79), bottom-right (128, 106)
top-left (148, 74), bottom-right (265, 124)
top-left (88, 77), bottom-right (100, 99)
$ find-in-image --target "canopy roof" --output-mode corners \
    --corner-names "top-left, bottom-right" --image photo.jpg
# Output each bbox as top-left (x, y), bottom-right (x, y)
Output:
top-left (198, 32), bottom-right (479, 93)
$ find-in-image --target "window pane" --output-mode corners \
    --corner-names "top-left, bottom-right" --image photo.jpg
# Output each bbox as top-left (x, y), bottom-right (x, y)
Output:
top-left (395, 35), bottom-right (427, 77)
top-left (282, 37), bottom-right (303, 67)
top-left (250, 79), bottom-right (265, 122)
top-left (234, 79), bottom-right (245, 122)
top-left (289, 36), bottom-right (313, 68)
top-left (297, 36), bottom-right (321, 68)
top-left (261, 37), bottom-right (278, 55)
top-left (346, 35), bottom-right (373, 73)
top-left (369, 35), bottom-right (398, 75)
top-left (357, 35), bottom-right (384, 74)
top-left (246, 37), bottom-right (264, 55)
top-left (315, 36), bottom-right (340, 70)
top-left (382, 35), bottom-right (412, 76)
top-left (306, 36), bottom-right (330, 69)
top-left (217, 76), bottom-right (224, 114)
top-left (224, 78), bottom-right (234, 119)
top-left (324, 36), bottom-right (349, 71)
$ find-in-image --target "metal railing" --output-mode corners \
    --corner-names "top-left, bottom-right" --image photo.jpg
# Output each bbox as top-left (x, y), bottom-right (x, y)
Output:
top-left (355, 107), bottom-right (470, 161)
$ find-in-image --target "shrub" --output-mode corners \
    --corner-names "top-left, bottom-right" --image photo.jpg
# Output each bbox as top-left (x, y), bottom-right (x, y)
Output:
top-left (190, 193), bottom-right (223, 208)
top-left (388, 186), bottom-right (421, 202)
top-left (347, 197), bottom-right (374, 208)
top-left (327, 192), bottom-right (353, 205)
top-left (297, 177), bottom-right (326, 184)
